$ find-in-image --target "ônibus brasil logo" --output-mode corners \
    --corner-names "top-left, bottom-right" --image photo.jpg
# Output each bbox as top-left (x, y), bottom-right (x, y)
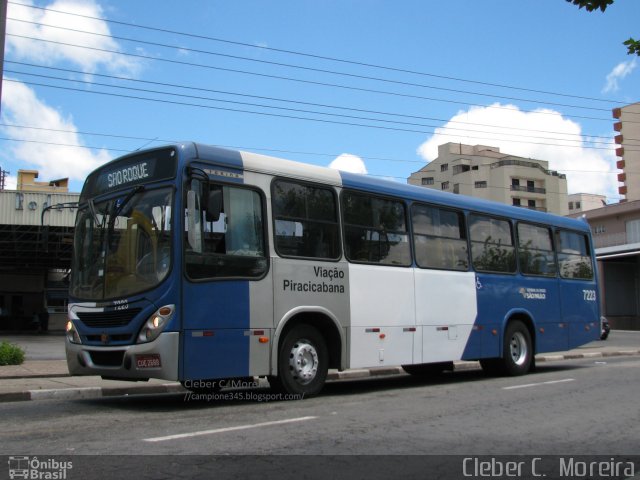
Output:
top-left (8, 456), bottom-right (72, 479)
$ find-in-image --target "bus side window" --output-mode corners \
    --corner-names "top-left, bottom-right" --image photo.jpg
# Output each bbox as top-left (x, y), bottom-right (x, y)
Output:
top-left (556, 230), bottom-right (593, 280)
top-left (272, 180), bottom-right (340, 260)
top-left (469, 214), bottom-right (516, 273)
top-left (412, 204), bottom-right (468, 271)
top-left (517, 223), bottom-right (556, 276)
top-left (342, 191), bottom-right (411, 266)
top-left (185, 182), bottom-right (267, 279)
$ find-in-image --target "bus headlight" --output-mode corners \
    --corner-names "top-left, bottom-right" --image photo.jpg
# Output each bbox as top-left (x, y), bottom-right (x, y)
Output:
top-left (66, 320), bottom-right (81, 344)
top-left (137, 305), bottom-right (175, 344)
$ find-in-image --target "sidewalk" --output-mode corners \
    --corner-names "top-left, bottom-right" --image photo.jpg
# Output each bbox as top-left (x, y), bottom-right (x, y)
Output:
top-left (1, 334), bottom-right (639, 403)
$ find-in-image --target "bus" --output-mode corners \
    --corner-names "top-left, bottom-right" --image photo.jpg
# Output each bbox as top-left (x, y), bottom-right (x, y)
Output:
top-left (65, 142), bottom-right (601, 397)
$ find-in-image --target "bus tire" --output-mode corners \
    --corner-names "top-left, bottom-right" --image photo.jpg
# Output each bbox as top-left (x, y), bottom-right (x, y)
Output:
top-left (270, 324), bottom-right (328, 398)
top-left (481, 321), bottom-right (533, 376)
top-left (402, 361), bottom-right (453, 376)
top-left (502, 320), bottom-right (533, 376)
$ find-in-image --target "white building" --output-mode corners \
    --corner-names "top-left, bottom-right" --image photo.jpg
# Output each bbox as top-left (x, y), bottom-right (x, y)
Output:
top-left (568, 193), bottom-right (607, 214)
top-left (408, 143), bottom-right (568, 215)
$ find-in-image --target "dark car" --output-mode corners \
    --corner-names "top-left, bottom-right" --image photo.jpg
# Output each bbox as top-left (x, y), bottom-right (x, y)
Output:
top-left (601, 316), bottom-right (610, 340)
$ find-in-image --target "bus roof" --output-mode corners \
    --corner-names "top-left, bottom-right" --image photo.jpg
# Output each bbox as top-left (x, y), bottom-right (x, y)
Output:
top-left (191, 142), bottom-right (590, 233)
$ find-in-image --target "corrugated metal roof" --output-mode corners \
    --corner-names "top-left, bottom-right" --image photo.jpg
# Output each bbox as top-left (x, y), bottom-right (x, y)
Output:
top-left (0, 191), bottom-right (79, 227)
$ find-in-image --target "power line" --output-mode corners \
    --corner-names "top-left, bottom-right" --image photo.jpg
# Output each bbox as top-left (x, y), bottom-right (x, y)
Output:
top-left (5, 68), bottom-right (623, 148)
top-left (7, 77), bottom-right (636, 153)
top-left (6, 33), bottom-right (627, 125)
top-left (7, 61), bottom-right (629, 143)
top-left (0, 124), bottom-right (633, 174)
top-left (5, 17), bottom-right (622, 114)
top-left (6, 0), bottom-right (629, 106)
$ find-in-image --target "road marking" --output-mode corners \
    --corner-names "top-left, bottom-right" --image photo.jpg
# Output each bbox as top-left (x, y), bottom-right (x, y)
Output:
top-left (143, 416), bottom-right (318, 442)
top-left (502, 378), bottom-right (575, 390)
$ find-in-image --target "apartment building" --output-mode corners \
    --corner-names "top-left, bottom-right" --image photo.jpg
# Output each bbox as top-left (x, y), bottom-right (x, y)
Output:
top-left (408, 143), bottom-right (568, 215)
top-left (613, 102), bottom-right (640, 201)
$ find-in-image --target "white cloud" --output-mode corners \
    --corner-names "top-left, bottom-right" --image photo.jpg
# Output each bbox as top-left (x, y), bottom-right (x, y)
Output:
top-left (1, 78), bottom-right (112, 183)
top-left (416, 103), bottom-right (618, 200)
top-left (3, 175), bottom-right (18, 190)
top-left (6, 0), bottom-right (141, 75)
top-left (602, 58), bottom-right (638, 94)
top-left (329, 153), bottom-right (368, 174)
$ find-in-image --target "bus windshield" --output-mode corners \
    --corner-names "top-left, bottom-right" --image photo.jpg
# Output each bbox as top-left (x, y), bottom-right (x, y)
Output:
top-left (70, 187), bottom-right (173, 301)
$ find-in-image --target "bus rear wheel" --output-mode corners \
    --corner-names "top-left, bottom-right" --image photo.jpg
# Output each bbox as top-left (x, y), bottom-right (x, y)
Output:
top-left (270, 324), bottom-right (328, 398)
top-left (481, 320), bottom-right (532, 376)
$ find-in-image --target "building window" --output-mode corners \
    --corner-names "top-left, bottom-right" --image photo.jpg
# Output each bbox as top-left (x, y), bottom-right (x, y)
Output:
top-left (627, 219), bottom-right (640, 243)
top-left (569, 202), bottom-right (574, 210)
top-left (512, 198), bottom-right (521, 206)
top-left (576, 201), bottom-right (581, 210)
top-left (441, 181), bottom-right (449, 190)
top-left (441, 163), bottom-right (448, 172)
top-left (474, 181), bottom-right (487, 188)
top-left (512, 178), bottom-right (520, 187)
top-left (422, 177), bottom-right (434, 186)
top-left (453, 184), bottom-right (459, 194)
top-left (15, 193), bottom-right (24, 210)
top-left (527, 180), bottom-right (535, 190)
top-left (453, 165), bottom-right (471, 175)
top-left (528, 199), bottom-right (536, 208)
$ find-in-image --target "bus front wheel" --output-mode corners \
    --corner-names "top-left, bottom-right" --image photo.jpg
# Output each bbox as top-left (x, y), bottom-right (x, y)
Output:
top-left (270, 324), bottom-right (328, 398)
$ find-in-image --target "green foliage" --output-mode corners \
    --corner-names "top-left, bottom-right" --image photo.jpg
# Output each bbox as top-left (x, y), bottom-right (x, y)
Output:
top-left (567, 0), bottom-right (639, 56)
top-left (472, 237), bottom-right (516, 273)
top-left (566, 0), bottom-right (613, 12)
top-left (0, 341), bottom-right (26, 366)
top-left (624, 38), bottom-right (640, 56)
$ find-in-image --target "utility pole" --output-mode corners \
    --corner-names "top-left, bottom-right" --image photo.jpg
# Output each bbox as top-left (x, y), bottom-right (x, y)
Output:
top-left (0, 0), bottom-right (7, 118)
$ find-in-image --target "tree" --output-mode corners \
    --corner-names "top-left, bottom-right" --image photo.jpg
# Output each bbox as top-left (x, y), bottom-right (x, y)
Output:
top-left (567, 0), bottom-right (640, 56)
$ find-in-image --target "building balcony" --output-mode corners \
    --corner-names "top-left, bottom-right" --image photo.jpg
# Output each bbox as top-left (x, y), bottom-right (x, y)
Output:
top-left (510, 185), bottom-right (546, 194)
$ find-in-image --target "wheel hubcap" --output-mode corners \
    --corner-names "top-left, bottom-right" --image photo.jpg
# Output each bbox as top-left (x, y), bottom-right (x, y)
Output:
top-left (509, 331), bottom-right (528, 366)
top-left (289, 339), bottom-right (318, 385)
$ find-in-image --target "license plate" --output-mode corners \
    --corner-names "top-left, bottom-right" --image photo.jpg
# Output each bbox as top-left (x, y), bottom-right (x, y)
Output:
top-left (136, 354), bottom-right (161, 369)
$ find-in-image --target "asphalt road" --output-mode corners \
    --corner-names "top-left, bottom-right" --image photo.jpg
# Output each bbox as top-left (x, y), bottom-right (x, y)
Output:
top-left (2, 356), bottom-right (638, 455)
top-left (2, 334), bottom-right (638, 479)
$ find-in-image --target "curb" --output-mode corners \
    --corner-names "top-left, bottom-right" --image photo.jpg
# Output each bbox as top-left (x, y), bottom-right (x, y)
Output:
top-left (1, 349), bottom-right (639, 403)
top-left (0, 383), bottom-right (185, 403)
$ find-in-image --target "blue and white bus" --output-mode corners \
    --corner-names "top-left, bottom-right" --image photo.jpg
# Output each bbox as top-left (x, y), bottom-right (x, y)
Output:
top-left (65, 142), bottom-right (601, 396)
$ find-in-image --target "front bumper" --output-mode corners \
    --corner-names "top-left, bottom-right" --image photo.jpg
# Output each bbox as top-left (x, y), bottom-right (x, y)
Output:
top-left (65, 331), bottom-right (179, 381)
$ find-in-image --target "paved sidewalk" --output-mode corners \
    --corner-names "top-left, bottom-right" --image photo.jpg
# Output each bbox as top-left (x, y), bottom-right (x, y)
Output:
top-left (1, 333), bottom-right (639, 403)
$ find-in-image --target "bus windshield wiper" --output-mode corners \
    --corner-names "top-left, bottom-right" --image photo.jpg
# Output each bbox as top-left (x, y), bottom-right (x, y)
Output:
top-left (112, 185), bottom-right (145, 220)
top-left (87, 198), bottom-right (102, 227)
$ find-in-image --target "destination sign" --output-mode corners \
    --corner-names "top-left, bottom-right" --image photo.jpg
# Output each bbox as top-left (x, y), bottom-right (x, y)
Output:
top-left (107, 162), bottom-right (150, 188)
top-left (80, 148), bottom-right (178, 202)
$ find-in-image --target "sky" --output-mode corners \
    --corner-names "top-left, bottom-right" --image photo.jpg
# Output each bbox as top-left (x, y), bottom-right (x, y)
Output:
top-left (1, 0), bottom-right (639, 203)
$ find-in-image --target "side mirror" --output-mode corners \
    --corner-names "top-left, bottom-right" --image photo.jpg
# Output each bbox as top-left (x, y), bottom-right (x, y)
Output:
top-left (205, 189), bottom-right (223, 222)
